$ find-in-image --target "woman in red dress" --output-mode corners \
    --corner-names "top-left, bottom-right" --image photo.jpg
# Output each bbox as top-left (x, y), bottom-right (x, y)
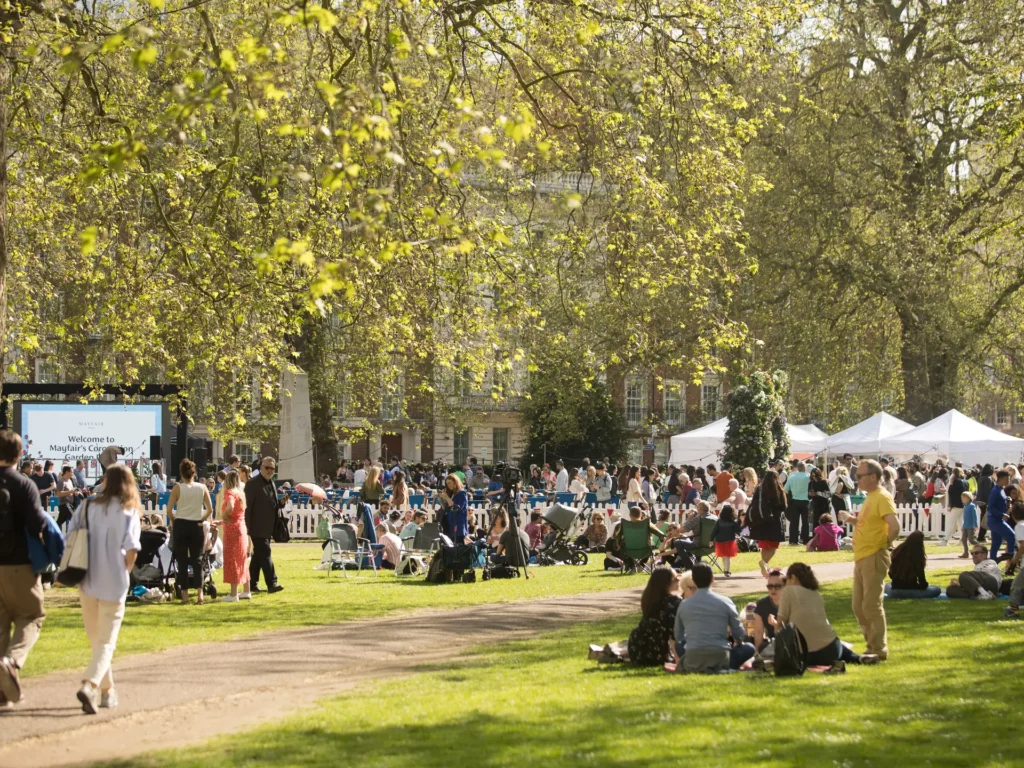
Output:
top-left (217, 470), bottom-right (250, 602)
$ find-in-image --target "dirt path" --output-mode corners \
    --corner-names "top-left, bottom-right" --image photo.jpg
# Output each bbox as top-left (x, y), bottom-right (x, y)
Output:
top-left (0, 554), bottom-right (961, 768)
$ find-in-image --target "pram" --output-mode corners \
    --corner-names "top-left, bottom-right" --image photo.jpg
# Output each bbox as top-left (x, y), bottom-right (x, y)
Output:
top-left (535, 503), bottom-right (589, 566)
top-left (130, 527), bottom-right (174, 594)
top-left (132, 521), bottom-right (220, 599)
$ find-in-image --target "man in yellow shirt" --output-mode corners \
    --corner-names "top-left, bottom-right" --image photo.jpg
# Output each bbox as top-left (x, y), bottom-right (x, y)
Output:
top-left (848, 459), bottom-right (900, 659)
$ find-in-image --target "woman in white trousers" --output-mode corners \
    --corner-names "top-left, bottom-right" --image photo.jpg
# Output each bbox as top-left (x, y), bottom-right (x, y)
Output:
top-left (66, 465), bottom-right (141, 714)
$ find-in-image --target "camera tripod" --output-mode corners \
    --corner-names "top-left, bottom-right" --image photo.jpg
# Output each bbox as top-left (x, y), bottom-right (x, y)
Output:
top-left (500, 481), bottom-right (531, 580)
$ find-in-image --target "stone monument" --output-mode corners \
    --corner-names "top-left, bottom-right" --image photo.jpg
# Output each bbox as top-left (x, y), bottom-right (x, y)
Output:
top-left (278, 368), bottom-right (315, 483)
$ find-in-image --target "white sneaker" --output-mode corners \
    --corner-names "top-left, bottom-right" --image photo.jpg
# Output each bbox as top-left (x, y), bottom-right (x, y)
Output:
top-left (77, 684), bottom-right (98, 715)
top-left (237, 592), bottom-right (252, 600)
top-left (100, 689), bottom-right (118, 709)
top-left (220, 595), bottom-right (239, 602)
top-left (977, 588), bottom-right (995, 600)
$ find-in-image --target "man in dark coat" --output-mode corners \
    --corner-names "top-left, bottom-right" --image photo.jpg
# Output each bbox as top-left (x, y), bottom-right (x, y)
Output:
top-left (244, 456), bottom-right (284, 593)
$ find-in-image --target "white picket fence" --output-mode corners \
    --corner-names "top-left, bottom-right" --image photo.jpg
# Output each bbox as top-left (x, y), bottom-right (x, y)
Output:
top-left (134, 498), bottom-right (964, 541)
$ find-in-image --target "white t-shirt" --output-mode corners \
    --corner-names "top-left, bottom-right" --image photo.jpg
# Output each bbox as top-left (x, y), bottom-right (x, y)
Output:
top-left (353, 468), bottom-right (367, 487)
top-left (555, 469), bottom-right (569, 493)
top-left (1014, 522), bottom-right (1024, 546)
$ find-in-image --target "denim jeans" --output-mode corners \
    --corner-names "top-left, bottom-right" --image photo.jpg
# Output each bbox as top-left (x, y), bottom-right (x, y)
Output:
top-left (806, 636), bottom-right (860, 666)
top-left (885, 583), bottom-right (941, 599)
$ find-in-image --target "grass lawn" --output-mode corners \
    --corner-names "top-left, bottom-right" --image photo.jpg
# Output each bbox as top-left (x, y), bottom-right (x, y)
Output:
top-left (24, 542), bottom-right (866, 679)
top-left (95, 570), bottom-right (1021, 768)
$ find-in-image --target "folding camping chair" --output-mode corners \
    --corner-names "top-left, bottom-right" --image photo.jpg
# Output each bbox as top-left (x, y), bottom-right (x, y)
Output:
top-left (325, 523), bottom-right (379, 579)
top-left (619, 519), bottom-right (656, 574)
top-left (693, 516), bottom-right (723, 573)
top-left (395, 522), bottom-right (440, 577)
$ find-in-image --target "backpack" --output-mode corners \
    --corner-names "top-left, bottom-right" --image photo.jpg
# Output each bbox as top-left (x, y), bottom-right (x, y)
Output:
top-left (905, 483), bottom-right (919, 504)
top-left (489, 564), bottom-right (519, 579)
top-left (773, 623), bottom-right (807, 677)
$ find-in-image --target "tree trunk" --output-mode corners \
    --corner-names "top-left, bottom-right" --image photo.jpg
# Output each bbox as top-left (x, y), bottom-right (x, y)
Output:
top-left (297, 315), bottom-right (339, 479)
top-left (0, 43), bottom-right (9, 393)
top-left (898, 313), bottom-right (957, 425)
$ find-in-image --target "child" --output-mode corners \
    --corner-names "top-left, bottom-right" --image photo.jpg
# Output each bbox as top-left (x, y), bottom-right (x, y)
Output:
top-left (959, 491), bottom-right (979, 559)
top-left (711, 503), bottom-right (740, 577)
top-left (807, 513), bottom-right (843, 552)
top-left (524, 510), bottom-right (543, 550)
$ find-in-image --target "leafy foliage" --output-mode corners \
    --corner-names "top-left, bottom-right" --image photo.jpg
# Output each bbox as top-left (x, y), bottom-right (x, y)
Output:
top-left (742, 0), bottom-right (1024, 427)
top-left (0, 0), bottom-right (800, 444)
top-left (521, 347), bottom-right (628, 468)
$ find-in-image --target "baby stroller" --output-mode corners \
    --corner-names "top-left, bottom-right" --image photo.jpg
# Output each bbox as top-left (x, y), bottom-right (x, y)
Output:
top-left (169, 523), bottom-right (221, 600)
top-left (130, 526), bottom-right (174, 594)
top-left (536, 503), bottom-right (589, 566)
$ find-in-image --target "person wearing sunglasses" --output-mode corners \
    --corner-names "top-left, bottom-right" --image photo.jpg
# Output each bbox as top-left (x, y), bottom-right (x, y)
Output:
top-left (844, 459), bottom-right (900, 661)
top-left (750, 570), bottom-right (785, 655)
top-left (946, 546), bottom-right (1001, 600)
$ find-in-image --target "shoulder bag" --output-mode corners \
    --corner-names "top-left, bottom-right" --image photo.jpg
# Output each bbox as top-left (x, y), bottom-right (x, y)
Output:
top-left (58, 499), bottom-right (90, 586)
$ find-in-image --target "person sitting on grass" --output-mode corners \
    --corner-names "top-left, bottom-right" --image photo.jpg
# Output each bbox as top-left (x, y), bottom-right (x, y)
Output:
top-left (710, 504), bottom-right (740, 577)
top-left (581, 512), bottom-right (608, 551)
top-left (524, 511), bottom-right (544, 550)
top-left (806, 513), bottom-right (844, 552)
top-left (1002, 505), bottom-right (1024, 619)
top-left (492, 524), bottom-right (531, 568)
top-left (657, 523), bottom-right (683, 566)
top-left (884, 531), bottom-right (941, 598)
top-left (779, 563), bottom-right (878, 669)
top-left (673, 563), bottom-right (755, 673)
top-left (946, 545), bottom-right (1001, 599)
top-left (627, 567), bottom-right (683, 666)
top-left (750, 569), bottom-right (785, 655)
top-left (375, 524), bottom-right (403, 571)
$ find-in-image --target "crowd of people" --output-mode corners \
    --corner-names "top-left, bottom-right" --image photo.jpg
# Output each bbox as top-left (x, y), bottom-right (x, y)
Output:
top-left (594, 453), bottom-right (1024, 671)
top-left (5, 433), bottom-right (1024, 716)
top-left (0, 431), bottom-right (295, 716)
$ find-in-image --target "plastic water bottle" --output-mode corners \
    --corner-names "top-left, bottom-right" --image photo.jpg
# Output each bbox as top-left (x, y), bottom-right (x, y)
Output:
top-left (744, 602), bottom-right (757, 637)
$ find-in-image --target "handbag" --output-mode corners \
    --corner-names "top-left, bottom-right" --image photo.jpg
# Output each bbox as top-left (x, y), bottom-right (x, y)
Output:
top-left (272, 508), bottom-right (291, 543)
top-left (58, 499), bottom-right (90, 586)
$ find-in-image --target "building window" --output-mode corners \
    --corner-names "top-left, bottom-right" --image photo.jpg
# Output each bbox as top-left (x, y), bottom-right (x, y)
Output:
top-left (492, 428), bottom-right (509, 463)
top-left (334, 392), bottom-right (348, 419)
top-left (454, 429), bottom-right (470, 466)
top-left (701, 383), bottom-right (722, 420)
top-left (996, 407), bottom-right (1008, 426)
top-left (628, 439), bottom-right (644, 465)
top-left (664, 381), bottom-right (683, 426)
top-left (380, 375), bottom-right (404, 421)
top-left (234, 441), bottom-right (258, 466)
top-left (626, 377), bottom-right (648, 427)
top-left (34, 358), bottom-right (59, 384)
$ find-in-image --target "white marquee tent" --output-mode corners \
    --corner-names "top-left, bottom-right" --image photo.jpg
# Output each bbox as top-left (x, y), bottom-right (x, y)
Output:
top-left (668, 418), bottom-right (728, 466)
top-left (824, 412), bottom-right (914, 455)
top-left (668, 419), bottom-right (828, 466)
top-left (880, 409), bottom-right (1024, 467)
top-left (788, 424), bottom-right (829, 455)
